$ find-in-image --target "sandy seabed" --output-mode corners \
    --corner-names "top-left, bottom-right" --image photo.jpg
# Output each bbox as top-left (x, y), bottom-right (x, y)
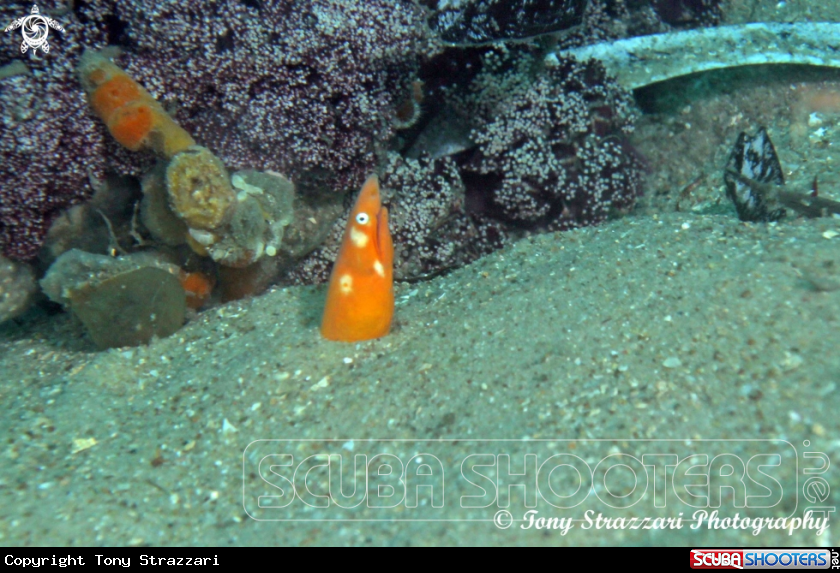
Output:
top-left (1, 207), bottom-right (838, 546)
top-left (3, 0), bottom-right (840, 546)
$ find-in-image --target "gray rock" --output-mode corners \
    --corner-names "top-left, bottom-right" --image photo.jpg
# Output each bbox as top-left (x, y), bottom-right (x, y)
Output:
top-left (41, 250), bottom-right (185, 349)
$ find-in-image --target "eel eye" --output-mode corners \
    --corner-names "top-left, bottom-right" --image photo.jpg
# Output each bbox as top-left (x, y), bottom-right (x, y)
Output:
top-left (355, 212), bottom-right (370, 225)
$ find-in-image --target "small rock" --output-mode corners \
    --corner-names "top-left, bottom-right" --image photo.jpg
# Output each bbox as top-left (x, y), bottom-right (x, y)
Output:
top-left (71, 437), bottom-right (98, 454)
top-left (818, 383), bottom-right (836, 397)
top-left (780, 351), bottom-right (804, 372)
top-left (222, 418), bottom-right (238, 434)
top-left (663, 357), bottom-right (682, 368)
top-left (310, 376), bottom-right (330, 391)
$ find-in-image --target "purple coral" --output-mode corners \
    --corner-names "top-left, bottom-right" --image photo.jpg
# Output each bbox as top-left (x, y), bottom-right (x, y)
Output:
top-left (0, 1), bottom-right (111, 261)
top-left (0, 73), bottom-right (96, 261)
top-left (456, 49), bottom-right (643, 231)
top-left (77, 0), bottom-right (427, 195)
top-left (383, 153), bottom-right (506, 280)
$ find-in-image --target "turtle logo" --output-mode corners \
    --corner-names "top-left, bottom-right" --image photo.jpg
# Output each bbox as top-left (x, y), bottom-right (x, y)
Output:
top-left (4, 4), bottom-right (65, 54)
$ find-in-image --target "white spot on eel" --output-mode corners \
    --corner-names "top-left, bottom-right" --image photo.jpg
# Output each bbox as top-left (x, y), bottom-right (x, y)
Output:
top-left (350, 226), bottom-right (368, 248)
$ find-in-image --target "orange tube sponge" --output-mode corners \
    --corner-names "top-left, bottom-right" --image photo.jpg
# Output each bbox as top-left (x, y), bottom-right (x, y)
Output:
top-left (107, 101), bottom-right (154, 150)
top-left (77, 49), bottom-right (195, 158)
top-left (90, 74), bottom-right (142, 121)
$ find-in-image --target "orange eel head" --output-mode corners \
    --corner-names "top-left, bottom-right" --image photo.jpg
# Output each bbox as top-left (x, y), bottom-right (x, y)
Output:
top-left (320, 175), bottom-right (394, 342)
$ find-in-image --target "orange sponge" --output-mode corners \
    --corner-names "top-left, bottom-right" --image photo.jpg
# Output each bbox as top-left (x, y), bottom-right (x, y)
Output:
top-left (78, 50), bottom-right (195, 158)
top-left (107, 101), bottom-right (154, 151)
top-left (179, 271), bottom-right (214, 309)
top-left (90, 74), bottom-right (143, 122)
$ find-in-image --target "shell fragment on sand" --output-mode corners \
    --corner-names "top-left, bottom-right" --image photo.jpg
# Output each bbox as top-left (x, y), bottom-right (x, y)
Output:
top-left (724, 127), bottom-right (786, 222)
top-left (548, 23), bottom-right (840, 90)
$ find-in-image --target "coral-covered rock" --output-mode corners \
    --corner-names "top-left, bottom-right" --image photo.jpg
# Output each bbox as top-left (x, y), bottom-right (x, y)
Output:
top-left (553, 0), bottom-right (724, 51)
top-left (291, 45), bottom-right (641, 284)
top-left (649, 0), bottom-right (722, 28)
top-left (427, 0), bottom-right (723, 50)
top-left (76, 0), bottom-right (427, 195)
top-left (163, 147), bottom-right (296, 268)
top-left (1, 0), bottom-right (425, 261)
top-left (383, 153), bottom-right (506, 280)
top-left (3, 1), bottom-right (646, 289)
top-left (458, 49), bottom-right (643, 230)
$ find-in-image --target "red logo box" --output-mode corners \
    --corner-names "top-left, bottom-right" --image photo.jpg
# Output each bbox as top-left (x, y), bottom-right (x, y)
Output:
top-left (691, 550), bottom-right (744, 569)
